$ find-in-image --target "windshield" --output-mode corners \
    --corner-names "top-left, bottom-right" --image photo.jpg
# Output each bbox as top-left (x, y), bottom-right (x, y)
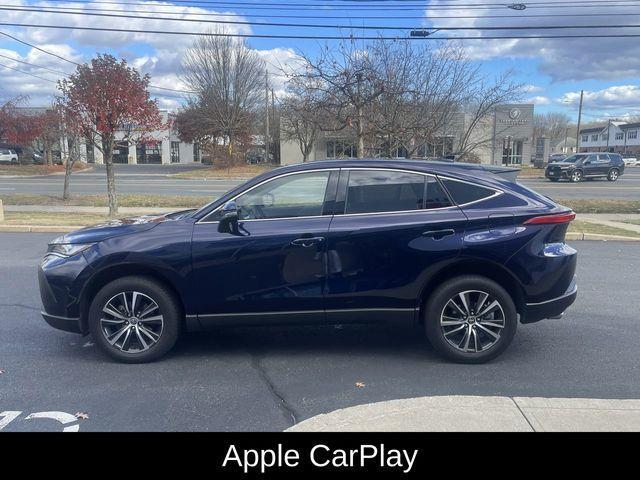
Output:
top-left (562, 154), bottom-right (588, 163)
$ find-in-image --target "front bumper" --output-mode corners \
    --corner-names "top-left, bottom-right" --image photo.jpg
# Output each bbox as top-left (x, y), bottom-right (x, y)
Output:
top-left (521, 277), bottom-right (577, 324)
top-left (545, 169), bottom-right (571, 179)
top-left (41, 311), bottom-right (82, 334)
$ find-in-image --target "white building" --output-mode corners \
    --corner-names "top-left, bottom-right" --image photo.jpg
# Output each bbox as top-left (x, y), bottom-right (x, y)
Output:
top-left (84, 111), bottom-right (201, 165)
top-left (579, 122), bottom-right (640, 154)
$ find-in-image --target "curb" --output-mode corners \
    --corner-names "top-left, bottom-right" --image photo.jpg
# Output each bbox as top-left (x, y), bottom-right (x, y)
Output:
top-left (0, 225), bottom-right (83, 233)
top-left (566, 232), bottom-right (640, 241)
top-left (0, 166), bottom-right (93, 178)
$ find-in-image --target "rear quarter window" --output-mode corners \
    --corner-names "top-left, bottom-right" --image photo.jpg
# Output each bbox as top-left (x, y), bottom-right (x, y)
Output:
top-left (440, 178), bottom-right (498, 206)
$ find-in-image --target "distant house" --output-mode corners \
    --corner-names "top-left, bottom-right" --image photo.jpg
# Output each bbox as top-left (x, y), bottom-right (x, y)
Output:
top-left (579, 121), bottom-right (640, 154)
top-left (552, 137), bottom-right (577, 155)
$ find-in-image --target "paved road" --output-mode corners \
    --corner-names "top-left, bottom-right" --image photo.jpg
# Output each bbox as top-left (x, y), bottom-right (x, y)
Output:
top-left (1, 164), bottom-right (639, 200)
top-left (0, 235), bottom-right (639, 431)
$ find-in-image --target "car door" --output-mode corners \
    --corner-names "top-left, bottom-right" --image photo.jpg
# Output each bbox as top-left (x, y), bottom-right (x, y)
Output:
top-left (189, 169), bottom-right (338, 328)
top-left (595, 154), bottom-right (612, 176)
top-left (323, 168), bottom-right (466, 323)
top-left (581, 154), bottom-right (598, 176)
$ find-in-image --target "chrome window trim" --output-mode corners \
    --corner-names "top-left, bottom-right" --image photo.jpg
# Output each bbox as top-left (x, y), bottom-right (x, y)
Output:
top-left (196, 166), bottom-right (460, 223)
top-left (196, 168), bottom-right (338, 224)
top-left (437, 175), bottom-right (504, 207)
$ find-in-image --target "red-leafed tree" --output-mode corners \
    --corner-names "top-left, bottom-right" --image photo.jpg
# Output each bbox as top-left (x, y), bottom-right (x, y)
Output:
top-left (0, 96), bottom-right (44, 147)
top-left (58, 54), bottom-right (165, 215)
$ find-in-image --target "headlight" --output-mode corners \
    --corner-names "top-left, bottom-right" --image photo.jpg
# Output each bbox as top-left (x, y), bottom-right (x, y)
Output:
top-left (46, 243), bottom-right (94, 258)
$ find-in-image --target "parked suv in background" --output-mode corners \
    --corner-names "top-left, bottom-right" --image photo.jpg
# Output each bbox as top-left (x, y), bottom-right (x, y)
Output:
top-left (39, 160), bottom-right (578, 364)
top-left (0, 148), bottom-right (18, 164)
top-left (622, 154), bottom-right (638, 167)
top-left (548, 153), bottom-right (567, 163)
top-left (545, 152), bottom-right (625, 182)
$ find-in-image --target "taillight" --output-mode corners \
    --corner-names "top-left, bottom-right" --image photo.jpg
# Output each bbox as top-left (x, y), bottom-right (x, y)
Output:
top-left (523, 212), bottom-right (576, 225)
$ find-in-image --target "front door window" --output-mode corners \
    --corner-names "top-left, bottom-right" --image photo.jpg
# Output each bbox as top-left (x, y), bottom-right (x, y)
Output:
top-left (235, 171), bottom-right (331, 220)
top-left (502, 139), bottom-right (523, 165)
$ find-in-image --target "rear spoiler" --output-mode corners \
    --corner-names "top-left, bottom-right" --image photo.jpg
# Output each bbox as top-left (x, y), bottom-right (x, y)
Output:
top-left (427, 160), bottom-right (520, 182)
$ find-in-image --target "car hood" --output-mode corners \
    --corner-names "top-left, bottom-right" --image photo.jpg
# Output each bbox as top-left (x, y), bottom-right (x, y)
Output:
top-left (51, 210), bottom-right (195, 244)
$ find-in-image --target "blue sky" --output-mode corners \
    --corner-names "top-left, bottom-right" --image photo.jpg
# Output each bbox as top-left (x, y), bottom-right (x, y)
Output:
top-left (1, 0), bottom-right (639, 124)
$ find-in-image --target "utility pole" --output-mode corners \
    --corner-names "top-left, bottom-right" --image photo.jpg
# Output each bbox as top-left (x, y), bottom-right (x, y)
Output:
top-left (576, 90), bottom-right (584, 152)
top-left (606, 118), bottom-right (612, 151)
top-left (564, 127), bottom-right (569, 154)
top-left (265, 70), bottom-right (270, 161)
top-left (271, 88), bottom-right (277, 164)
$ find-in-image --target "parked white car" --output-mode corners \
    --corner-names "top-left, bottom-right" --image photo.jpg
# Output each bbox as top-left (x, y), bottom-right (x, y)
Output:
top-left (0, 148), bottom-right (19, 164)
top-left (623, 156), bottom-right (638, 166)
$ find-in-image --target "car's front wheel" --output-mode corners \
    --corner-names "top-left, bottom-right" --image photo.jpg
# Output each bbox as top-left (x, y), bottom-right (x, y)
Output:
top-left (607, 168), bottom-right (620, 181)
top-left (88, 276), bottom-right (181, 363)
top-left (424, 276), bottom-right (517, 364)
top-left (570, 170), bottom-right (583, 182)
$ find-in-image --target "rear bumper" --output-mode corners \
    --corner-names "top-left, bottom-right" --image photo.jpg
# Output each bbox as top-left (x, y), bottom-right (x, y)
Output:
top-left (521, 277), bottom-right (577, 324)
top-left (41, 311), bottom-right (82, 334)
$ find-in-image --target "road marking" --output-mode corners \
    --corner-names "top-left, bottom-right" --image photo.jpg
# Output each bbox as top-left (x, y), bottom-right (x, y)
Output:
top-left (1, 410), bottom-right (81, 432)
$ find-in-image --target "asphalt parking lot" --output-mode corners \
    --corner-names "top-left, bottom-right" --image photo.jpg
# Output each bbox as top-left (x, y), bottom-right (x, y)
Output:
top-left (1, 164), bottom-right (639, 200)
top-left (1, 234), bottom-right (639, 432)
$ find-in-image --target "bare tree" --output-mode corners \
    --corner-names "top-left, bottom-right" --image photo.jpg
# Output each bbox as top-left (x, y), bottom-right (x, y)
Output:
top-left (180, 30), bottom-right (266, 167)
top-left (534, 112), bottom-right (575, 144)
top-left (280, 95), bottom-right (319, 162)
top-left (287, 40), bottom-right (384, 158)
top-left (455, 71), bottom-right (525, 161)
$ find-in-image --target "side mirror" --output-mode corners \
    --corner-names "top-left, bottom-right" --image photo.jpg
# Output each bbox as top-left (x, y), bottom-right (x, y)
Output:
top-left (218, 200), bottom-right (239, 234)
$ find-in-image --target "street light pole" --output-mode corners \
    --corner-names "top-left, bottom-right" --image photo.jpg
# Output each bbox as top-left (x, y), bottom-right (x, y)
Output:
top-left (576, 90), bottom-right (584, 152)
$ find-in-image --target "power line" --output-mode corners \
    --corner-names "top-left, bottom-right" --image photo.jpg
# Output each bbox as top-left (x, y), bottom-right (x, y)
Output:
top-left (5, 6), bottom-right (640, 31)
top-left (0, 61), bottom-right (59, 83)
top-left (4, 21), bottom-right (640, 40)
top-left (0, 30), bottom-right (194, 95)
top-left (2, 3), bottom-right (640, 20)
top-left (19, 0), bottom-right (640, 12)
top-left (0, 52), bottom-right (71, 75)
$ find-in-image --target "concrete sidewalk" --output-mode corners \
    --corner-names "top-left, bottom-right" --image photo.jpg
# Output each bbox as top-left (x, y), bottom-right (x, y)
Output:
top-left (286, 396), bottom-right (640, 432)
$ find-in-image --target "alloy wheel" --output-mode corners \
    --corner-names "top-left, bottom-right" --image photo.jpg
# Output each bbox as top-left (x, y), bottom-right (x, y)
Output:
top-left (609, 170), bottom-right (619, 180)
top-left (440, 290), bottom-right (506, 353)
top-left (100, 291), bottom-right (164, 353)
top-left (571, 171), bottom-right (582, 182)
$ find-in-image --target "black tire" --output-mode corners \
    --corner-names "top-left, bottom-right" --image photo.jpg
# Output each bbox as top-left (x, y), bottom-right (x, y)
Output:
top-left (570, 170), bottom-right (583, 182)
top-left (424, 275), bottom-right (517, 364)
top-left (607, 168), bottom-right (620, 181)
top-left (88, 276), bottom-right (181, 363)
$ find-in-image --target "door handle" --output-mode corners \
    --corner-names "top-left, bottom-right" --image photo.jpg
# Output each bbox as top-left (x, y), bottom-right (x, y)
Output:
top-left (422, 229), bottom-right (455, 240)
top-left (291, 236), bottom-right (325, 247)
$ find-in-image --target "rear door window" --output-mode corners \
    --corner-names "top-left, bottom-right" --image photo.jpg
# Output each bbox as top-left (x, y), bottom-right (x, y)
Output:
top-left (425, 176), bottom-right (452, 209)
top-left (440, 178), bottom-right (498, 206)
top-left (345, 170), bottom-right (426, 214)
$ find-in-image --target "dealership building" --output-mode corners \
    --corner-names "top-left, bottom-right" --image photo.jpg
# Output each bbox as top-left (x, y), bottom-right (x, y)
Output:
top-left (280, 104), bottom-right (535, 166)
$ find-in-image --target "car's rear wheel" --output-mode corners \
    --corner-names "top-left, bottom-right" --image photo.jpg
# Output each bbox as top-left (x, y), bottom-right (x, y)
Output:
top-left (88, 276), bottom-right (181, 363)
top-left (607, 168), bottom-right (620, 181)
top-left (570, 170), bottom-right (583, 182)
top-left (424, 276), bottom-right (517, 364)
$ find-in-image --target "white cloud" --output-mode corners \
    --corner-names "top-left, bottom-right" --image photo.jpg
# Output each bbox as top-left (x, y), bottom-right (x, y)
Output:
top-left (560, 85), bottom-right (640, 111)
top-left (524, 84), bottom-right (544, 94)
top-left (424, 0), bottom-right (640, 81)
top-left (527, 96), bottom-right (551, 105)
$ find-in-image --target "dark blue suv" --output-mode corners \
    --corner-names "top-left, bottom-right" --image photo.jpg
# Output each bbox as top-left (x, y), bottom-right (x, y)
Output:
top-left (39, 160), bottom-right (578, 364)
